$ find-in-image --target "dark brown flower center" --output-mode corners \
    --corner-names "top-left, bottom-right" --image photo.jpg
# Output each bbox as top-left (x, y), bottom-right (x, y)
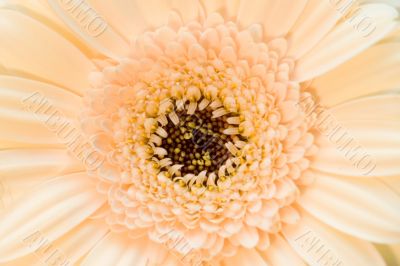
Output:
top-left (154, 102), bottom-right (235, 178)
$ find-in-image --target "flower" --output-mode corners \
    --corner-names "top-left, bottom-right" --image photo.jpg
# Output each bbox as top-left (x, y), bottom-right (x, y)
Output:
top-left (0, 0), bottom-right (399, 265)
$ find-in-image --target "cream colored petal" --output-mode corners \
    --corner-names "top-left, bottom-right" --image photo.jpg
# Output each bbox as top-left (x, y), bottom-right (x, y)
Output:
top-left (0, 253), bottom-right (40, 266)
top-left (81, 233), bottom-right (168, 266)
top-left (201, 0), bottom-right (241, 19)
top-left (0, 107), bottom-right (66, 148)
top-left (1, 0), bottom-right (96, 57)
top-left (47, 219), bottom-right (109, 265)
top-left (45, 0), bottom-right (129, 59)
top-left (287, 0), bottom-right (350, 59)
top-left (201, 0), bottom-right (225, 14)
top-left (0, 172), bottom-right (105, 262)
top-left (362, 0), bottom-right (400, 9)
top-left (221, 247), bottom-right (269, 266)
top-left (282, 210), bottom-right (386, 266)
top-left (259, 234), bottom-right (306, 266)
top-left (298, 172), bottom-right (400, 243)
top-left (313, 120), bottom-right (400, 176)
top-left (169, 0), bottom-right (203, 23)
top-left (328, 94), bottom-right (400, 121)
top-left (0, 75), bottom-right (82, 116)
top-left (0, 75), bottom-right (85, 149)
top-left (263, 0), bottom-right (307, 39)
top-left (294, 4), bottom-right (398, 82)
top-left (0, 9), bottom-right (94, 94)
top-left (13, 219), bottom-right (109, 266)
top-left (117, 0), bottom-right (201, 31)
top-left (237, 0), bottom-right (307, 39)
top-left (85, 0), bottom-right (147, 41)
top-left (313, 43), bottom-right (400, 106)
top-left (383, 24), bottom-right (400, 42)
top-left (237, 0), bottom-right (272, 31)
top-left (0, 148), bottom-right (83, 211)
top-left (1, 0), bottom-right (65, 27)
top-left (311, 94), bottom-right (400, 177)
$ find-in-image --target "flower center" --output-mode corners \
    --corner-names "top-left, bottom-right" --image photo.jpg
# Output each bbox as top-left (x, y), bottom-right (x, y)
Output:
top-left (150, 98), bottom-right (243, 182)
top-left (141, 82), bottom-right (250, 190)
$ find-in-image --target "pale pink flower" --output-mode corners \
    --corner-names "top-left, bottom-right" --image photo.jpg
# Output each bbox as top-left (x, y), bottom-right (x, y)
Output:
top-left (0, 0), bottom-right (399, 265)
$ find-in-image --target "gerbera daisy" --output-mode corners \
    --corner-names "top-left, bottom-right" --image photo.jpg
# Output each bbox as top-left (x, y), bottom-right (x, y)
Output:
top-left (0, 0), bottom-right (399, 265)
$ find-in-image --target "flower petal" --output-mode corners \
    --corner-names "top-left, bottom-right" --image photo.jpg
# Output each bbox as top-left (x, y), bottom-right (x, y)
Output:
top-left (95, 0), bottom-right (201, 34)
top-left (0, 0), bottom-right (96, 57)
top-left (0, 75), bottom-right (82, 116)
top-left (282, 210), bottom-right (386, 266)
top-left (0, 107), bottom-right (66, 148)
top-left (0, 148), bottom-right (83, 210)
top-left (311, 95), bottom-right (400, 177)
top-left (298, 172), bottom-right (400, 243)
top-left (81, 233), bottom-right (169, 266)
top-left (221, 247), bottom-right (268, 266)
top-left (294, 4), bottom-right (398, 82)
top-left (313, 43), bottom-right (400, 106)
top-left (237, 0), bottom-right (307, 39)
top-left (259, 234), bottom-right (306, 266)
top-left (201, 0), bottom-right (240, 19)
top-left (287, 0), bottom-right (348, 59)
top-left (362, 0), bottom-right (400, 9)
top-left (0, 172), bottom-right (105, 262)
top-left (0, 76), bottom-right (86, 149)
top-left (46, 0), bottom-right (129, 59)
top-left (84, 0), bottom-right (148, 41)
top-left (49, 219), bottom-right (109, 265)
top-left (0, 9), bottom-right (94, 94)
top-left (328, 94), bottom-right (400, 122)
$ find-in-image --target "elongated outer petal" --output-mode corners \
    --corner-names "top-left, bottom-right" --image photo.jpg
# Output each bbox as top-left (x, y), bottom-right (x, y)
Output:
top-left (221, 247), bottom-right (269, 266)
top-left (313, 43), bottom-right (400, 106)
top-left (0, 9), bottom-right (94, 94)
top-left (47, 219), bottom-right (110, 265)
top-left (311, 94), bottom-right (400, 177)
top-left (0, 173), bottom-right (105, 262)
top-left (287, 0), bottom-right (349, 59)
top-left (0, 76), bottom-right (82, 116)
top-left (0, 148), bottom-right (83, 211)
top-left (294, 4), bottom-right (398, 82)
top-left (81, 233), bottom-right (170, 266)
top-left (0, 77), bottom-right (83, 149)
top-left (282, 210), bottom-right (386, 266)
top-left (298, 172), bottom-right (400, 243)
top-left (259, 234), bottom-right (306, 266)
top-left (237, 0), bottom-right (307, 39)
top-left (88, 0), bottom-right (202, 42)
top-left (0, 0), bottom-right (96, 57)
top-left (3, 219), bottom-right (109, 266)
top-left (45, 0), bottom-right (129, 59)
top-left (328, 94), bottom-right (400, 122)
